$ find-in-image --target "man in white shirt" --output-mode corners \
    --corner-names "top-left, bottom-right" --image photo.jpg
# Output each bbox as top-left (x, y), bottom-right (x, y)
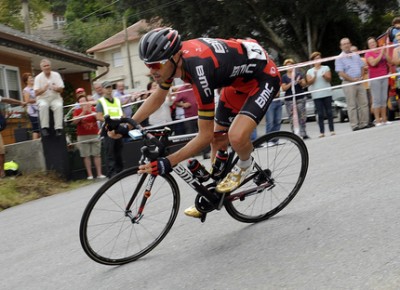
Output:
top-left (34, 59), bottom-right (65, 136)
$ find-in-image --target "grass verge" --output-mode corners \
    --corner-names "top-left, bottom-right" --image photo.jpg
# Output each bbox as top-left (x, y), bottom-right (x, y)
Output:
top-left (0, 171), bottom-right (91, 212)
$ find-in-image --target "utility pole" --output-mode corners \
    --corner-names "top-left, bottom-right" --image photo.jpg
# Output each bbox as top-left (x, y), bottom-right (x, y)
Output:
top-left (22, 0), bottom-right (31, 34)
top-left (306, 18), bottom-right (312, 57)
top-left (123, 15), bottom-right (135, 89)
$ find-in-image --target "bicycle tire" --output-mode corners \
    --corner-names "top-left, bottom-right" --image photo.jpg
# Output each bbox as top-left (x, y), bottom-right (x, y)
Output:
top-left (79, 167), bottom-right (180, 265)
top-left (224, 131), bottom-right (308, 223)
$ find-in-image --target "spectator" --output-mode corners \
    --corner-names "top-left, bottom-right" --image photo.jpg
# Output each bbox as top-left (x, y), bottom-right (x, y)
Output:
top-left (168, 87), bottom-right (183, 135)
top-left (114, 81), bottom-right (133, 118)
top-left (352, 45), bottom-right (374, 123)
top-left (96, 81), bottom-right (124, 178)
top-left (72, 89), bottom-right (105, 180)
top-left (335, 38), bottom-right (371, 131)
top-left (265, 89), bottom-right (283, 146)
top-left (365, 37), bottom-right (391, 126)
top-left (148, 92), bottom-right (173, 126)
top-left (387, 17), bottom-right (400, 44)
top-left (391, 32), bottom-right (400, 74)
top-left (0, 96), bottom-right (25, 178)
top-left (92, 82), bottom-right (103, 101)
top-left (131, 81), bottom-right (155, 127)
top-left (281, 58), bottom-right (310, 139)
top-left (22, 73), bottom-right (40, 139)
top-left (306, 52), bottom-right (335, 137)
top-left (174, 83), bottom-right (198, 134)
top-left (34, 59), bottom-right (65, 137)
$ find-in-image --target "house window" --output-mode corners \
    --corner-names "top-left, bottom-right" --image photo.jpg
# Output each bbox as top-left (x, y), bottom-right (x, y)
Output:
top-left (0, 65), bottom-right (21, 100)
top-left (112, 51), bottom-right (123, 67)
top-left (53, 15), bottom-right (66, 29)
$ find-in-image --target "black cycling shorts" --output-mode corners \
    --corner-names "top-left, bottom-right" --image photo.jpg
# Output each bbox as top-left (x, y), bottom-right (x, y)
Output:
top-left (215, 63), bottom-right (281, 127)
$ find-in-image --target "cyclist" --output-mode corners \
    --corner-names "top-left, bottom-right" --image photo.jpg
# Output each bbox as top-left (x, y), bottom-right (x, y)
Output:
top-left (114, 27), bottom-right (281, 218)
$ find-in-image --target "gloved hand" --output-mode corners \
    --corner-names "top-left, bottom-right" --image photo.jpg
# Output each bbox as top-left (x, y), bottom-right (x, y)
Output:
top-left (150, 157), bottom-right (172, 176)
top-left (114, 124), bottom-right (129, 136)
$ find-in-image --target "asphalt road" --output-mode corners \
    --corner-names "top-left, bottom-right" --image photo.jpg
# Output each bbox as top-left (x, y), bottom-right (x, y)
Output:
top-left (1, 120), bottom-right (400, 290)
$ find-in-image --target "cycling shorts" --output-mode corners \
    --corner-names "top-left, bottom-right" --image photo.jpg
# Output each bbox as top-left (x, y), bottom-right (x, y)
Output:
top-left (215, 61), bottom-right (281, 127)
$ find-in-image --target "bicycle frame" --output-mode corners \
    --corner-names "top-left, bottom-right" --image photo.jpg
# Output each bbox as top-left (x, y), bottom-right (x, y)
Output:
top-left (173, 163), bottom-right (222, 207)
top-left (139, 131), bottom-right (228, 212)
top-left (135, 130), bottom-right (273, 217)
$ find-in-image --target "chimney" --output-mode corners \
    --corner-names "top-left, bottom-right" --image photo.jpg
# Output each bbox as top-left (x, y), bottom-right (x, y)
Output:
top-left (22, 0), bottom-right (31, 34)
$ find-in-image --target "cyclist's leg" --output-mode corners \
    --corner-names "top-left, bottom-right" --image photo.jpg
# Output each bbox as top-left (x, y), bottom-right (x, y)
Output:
top-left (229, 114), bottom-right (256, 162)
top-left (184, 93), bottom-right (232, 218)
top-left (211, 90), bottom-right (235, 161)
top-left (210, 123), bottom-right (229, 163)
top-left (216, 72), bottom-right (281, 193)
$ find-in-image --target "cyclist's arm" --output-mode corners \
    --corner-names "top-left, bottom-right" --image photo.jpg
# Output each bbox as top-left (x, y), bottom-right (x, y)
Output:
top-left (167, 118), bottom-right (214, 167)
top-left (131, 86), bottom-right (169, 125)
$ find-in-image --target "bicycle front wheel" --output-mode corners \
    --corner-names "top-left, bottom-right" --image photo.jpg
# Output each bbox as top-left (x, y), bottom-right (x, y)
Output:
top-left (224, 131), bottom-right (308, 223)
top-left (79, 167), bottom-right (180, 265)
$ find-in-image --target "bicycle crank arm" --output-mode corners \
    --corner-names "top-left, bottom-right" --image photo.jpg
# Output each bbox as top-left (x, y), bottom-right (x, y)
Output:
top-left (227, 182), bottom-right (275, 202)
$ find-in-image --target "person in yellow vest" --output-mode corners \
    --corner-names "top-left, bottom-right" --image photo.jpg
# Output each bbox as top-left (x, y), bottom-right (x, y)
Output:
top-left (96, 81), bottom-right (125, 178)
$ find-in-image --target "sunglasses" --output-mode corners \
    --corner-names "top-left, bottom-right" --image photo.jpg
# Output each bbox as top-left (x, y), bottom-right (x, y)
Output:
top-left (144, 59), bottom-right (169, 70)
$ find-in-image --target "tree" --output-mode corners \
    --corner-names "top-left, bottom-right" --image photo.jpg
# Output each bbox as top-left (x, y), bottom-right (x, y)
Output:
top-left (63, 18), bottom-right (123, 53)
top-left (0, 0), bottom-right (50, 31)
top-left (62, 0), bottom-right (140, 53)
top-left (133, 0), bottom-right (399, 63)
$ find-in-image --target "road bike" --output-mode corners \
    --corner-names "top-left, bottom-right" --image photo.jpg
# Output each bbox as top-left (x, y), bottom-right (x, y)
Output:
top-left (79, 117), bottom-right (309, 265)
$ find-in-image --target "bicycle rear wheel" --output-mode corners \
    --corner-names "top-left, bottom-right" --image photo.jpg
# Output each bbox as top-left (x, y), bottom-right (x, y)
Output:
top-left (79, 167), bottom-right (180, 265)
top-left (224, 131), bottom-right (308, 223)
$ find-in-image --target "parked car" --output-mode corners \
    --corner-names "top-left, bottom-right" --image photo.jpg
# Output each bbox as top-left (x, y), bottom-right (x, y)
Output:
top-left (332, 88), bottom-right (348, 123)
top-left (280, 88), bottom-right (349, 123)
top-left (281, 93), bottom-right (316, 121)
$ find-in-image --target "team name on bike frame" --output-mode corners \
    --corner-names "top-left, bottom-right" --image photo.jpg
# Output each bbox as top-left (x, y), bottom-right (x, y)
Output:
top-left (173, 164), bottom-right (202, 189)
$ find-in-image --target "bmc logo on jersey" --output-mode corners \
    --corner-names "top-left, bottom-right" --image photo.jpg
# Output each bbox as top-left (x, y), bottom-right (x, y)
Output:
top-left (255, 83), bottom-right (274, 109)
top-left (202, 38), bottom-right (226, 53)
top-left (230, 63), bottom-right (256, 77)
top-left (195, 65), bottom-right (213, 97)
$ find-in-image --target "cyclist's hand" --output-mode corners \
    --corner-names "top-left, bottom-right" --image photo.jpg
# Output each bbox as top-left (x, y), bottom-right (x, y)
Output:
top-left (107, 130), bottom-right (123, 139)
top-left (138, 157), bottom-right (172, 176)
top-left (107, 124), bottom-right (129, 139)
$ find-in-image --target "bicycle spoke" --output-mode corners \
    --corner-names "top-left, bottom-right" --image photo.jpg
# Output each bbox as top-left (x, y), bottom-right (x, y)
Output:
top-left (80, 168), bottom-right (180, 265)
top-left (225, 131), bottom-right (308, 223)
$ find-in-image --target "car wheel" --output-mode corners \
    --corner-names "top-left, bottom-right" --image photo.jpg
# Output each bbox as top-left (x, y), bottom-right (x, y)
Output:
top-left (339, 109), bottom-right (345, 123)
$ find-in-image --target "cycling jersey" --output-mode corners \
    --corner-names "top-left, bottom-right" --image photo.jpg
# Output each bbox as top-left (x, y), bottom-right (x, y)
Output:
top-left (181, 38), bottom-right (281, 125)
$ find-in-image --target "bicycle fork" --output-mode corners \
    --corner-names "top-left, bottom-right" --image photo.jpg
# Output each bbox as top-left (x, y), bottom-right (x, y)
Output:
top-left (125, 173), bottom-right (156, 223)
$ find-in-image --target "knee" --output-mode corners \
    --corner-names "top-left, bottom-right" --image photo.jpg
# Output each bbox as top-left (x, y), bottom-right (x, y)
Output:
top-left (53, 102), bottom-right (63, 111)
top-left (228, 130), bottom-right (249, 149)
top-left (39, 102), bottom-right (49, 110)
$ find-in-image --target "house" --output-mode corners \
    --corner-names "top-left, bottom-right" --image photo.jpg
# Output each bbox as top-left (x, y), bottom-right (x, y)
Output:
top-left (31, 10), bottom-right (66, 44)
top-left (87, 19), bottom-right (156, 91)
top-left (0, 23), bottom-right (109, 144)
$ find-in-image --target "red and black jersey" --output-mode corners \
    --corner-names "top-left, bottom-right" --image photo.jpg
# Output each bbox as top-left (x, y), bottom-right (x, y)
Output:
top-left (181, 38), bottom-right (280, 120)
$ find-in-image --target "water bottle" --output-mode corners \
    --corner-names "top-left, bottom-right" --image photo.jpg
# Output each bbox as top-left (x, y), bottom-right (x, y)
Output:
top-left (211, 150), bottom-right (228, 179)
top-left (187, 159), bottom-right (210, 182)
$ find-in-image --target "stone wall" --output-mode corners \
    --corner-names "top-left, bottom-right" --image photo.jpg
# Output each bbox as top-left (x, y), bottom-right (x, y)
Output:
top-left (3, 138), bottom-right (187, 179)
top-left (4, 139), bottom-right (46, 173)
